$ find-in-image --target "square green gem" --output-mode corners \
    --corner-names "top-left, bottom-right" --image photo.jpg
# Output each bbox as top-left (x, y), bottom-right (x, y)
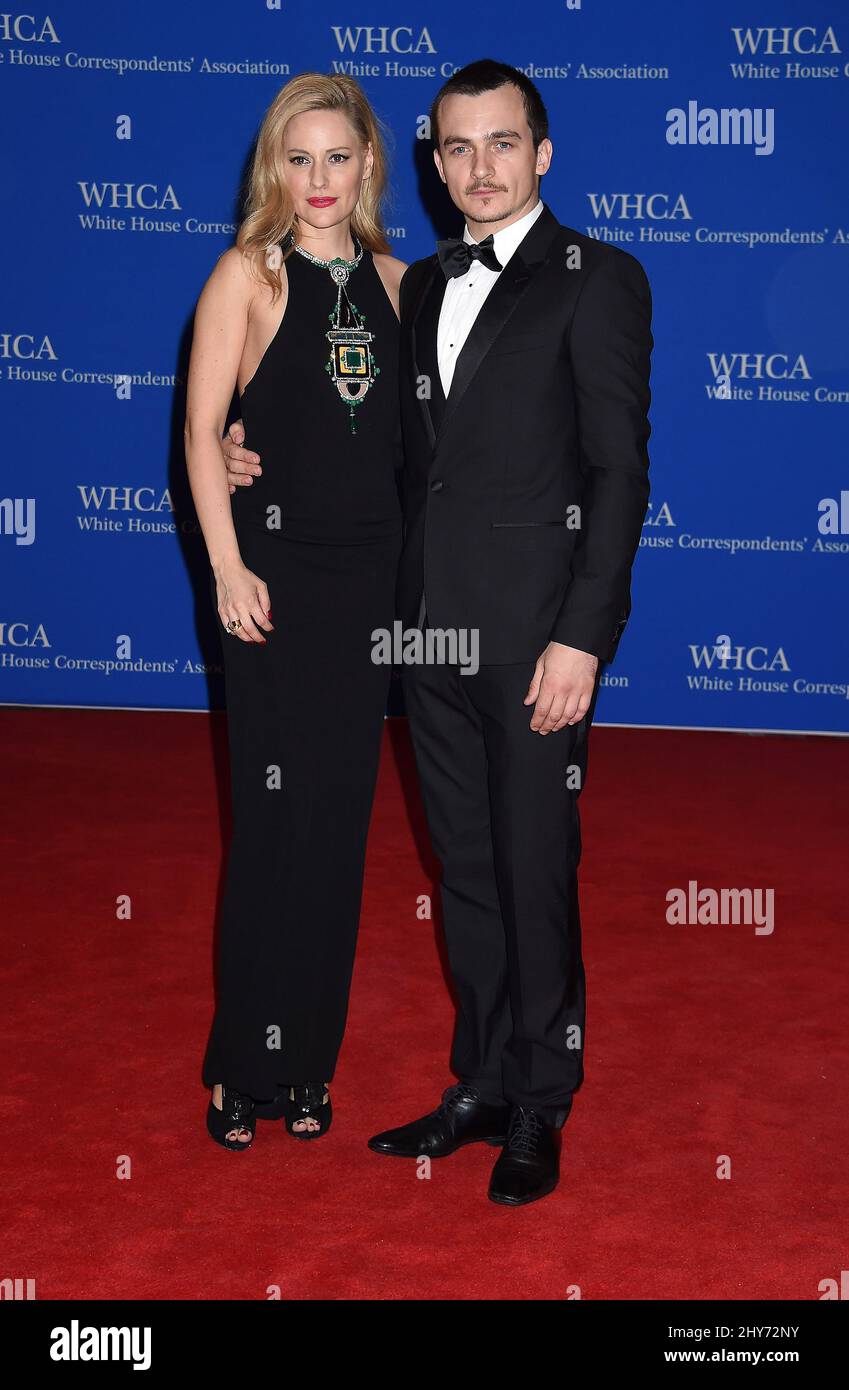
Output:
top-left (341, 346), bottom-right (366, 373)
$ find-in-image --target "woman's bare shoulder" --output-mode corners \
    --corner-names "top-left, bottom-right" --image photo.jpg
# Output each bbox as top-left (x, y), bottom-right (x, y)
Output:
top-left (205, 244), bottom-right (287, 304)
top-left (208, 244), bottom-right (254, 286)
top-left (372, 251), bottom-right (408, 292)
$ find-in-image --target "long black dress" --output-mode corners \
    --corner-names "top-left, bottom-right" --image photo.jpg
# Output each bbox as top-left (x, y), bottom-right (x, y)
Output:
top-left (202, 241), bottom-right (402, 1100)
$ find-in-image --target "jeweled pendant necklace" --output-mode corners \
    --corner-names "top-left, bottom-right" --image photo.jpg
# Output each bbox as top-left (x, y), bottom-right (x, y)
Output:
top-left (291, 230), bottom-right (380, 435)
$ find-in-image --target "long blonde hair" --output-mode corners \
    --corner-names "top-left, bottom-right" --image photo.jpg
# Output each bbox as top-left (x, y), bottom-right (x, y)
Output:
top-left (238, 72), bottom-right (393, 301)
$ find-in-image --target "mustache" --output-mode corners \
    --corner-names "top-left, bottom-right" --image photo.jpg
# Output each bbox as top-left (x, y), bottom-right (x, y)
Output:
top-left (467, 185), bottom-right (506, 194)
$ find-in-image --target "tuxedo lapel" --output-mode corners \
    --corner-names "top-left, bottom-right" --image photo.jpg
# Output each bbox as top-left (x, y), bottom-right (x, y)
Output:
top-left (410, 204), bottom-right (562, 450)
top-left (410, 256), bottom-right (443, 450)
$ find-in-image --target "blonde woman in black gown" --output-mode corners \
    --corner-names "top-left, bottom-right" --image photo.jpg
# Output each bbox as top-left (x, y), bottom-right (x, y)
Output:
top-left (185, 74), bottom-right (406, 1149)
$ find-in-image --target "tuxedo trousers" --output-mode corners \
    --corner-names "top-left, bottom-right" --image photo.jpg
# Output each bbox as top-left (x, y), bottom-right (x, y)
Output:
top-left (403, 653), bottom-right (602, 1126)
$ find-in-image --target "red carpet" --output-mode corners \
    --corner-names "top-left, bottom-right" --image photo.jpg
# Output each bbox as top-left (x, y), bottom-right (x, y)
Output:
top-left (2, 707), bottom-right (846, 1300)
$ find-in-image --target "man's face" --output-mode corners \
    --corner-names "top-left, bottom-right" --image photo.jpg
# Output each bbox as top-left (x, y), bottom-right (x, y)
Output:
top-left (433, 83), bottom-right (552, 233)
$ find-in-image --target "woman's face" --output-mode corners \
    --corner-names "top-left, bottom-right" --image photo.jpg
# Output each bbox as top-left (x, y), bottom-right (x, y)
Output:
top-left (282, 108), bottom-right (373, 234)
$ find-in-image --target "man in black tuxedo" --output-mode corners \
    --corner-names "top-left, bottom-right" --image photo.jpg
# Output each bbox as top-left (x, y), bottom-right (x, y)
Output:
top-left (366, 60), bottom-right (652, 1205)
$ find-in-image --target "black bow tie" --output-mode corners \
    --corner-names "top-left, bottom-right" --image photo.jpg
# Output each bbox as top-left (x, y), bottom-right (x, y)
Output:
top-left (436, 233), bottom-right (502, 280)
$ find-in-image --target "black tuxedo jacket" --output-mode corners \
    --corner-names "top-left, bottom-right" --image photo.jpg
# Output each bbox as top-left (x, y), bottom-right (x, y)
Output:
top-left (396, 202), bottom-right (653, 665)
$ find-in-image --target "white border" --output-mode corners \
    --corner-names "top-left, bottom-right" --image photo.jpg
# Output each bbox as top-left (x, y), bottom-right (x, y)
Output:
top-left (0, 700), bottom-right (846, 737)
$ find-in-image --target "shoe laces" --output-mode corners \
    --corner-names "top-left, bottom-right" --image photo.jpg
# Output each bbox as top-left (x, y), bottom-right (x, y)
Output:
top-left (506, 1107), bottom-right (543, 1155)
top-left (438, 1082), bottom-right (479, 1114)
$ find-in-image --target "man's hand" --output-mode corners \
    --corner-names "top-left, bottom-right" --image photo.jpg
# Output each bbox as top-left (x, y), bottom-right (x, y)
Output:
top-left (524, 642), bottom-right (599, 734)
top-left (223, 418), bottom-right (262, 494)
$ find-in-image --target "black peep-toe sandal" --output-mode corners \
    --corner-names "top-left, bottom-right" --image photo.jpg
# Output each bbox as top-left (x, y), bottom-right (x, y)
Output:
top-left (283, 1083), bottom-right (332, 1140)
top-left (206, 1087), bottom-right (256, 1151)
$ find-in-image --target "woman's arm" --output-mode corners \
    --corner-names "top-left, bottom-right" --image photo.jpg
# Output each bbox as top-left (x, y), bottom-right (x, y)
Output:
top-left (184, 248), bottom-right (272, 642)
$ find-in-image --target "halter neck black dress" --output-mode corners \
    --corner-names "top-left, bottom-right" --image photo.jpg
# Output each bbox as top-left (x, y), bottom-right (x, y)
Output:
top-left (202, 243), bottom-right (402, 1100)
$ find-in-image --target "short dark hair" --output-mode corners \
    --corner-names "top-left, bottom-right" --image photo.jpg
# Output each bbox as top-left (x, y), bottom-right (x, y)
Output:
top-left (430, 58), bottom-right (549, 151)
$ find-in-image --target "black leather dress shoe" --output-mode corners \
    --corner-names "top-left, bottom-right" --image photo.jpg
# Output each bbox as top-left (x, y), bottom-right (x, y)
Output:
top-left (488, 1107), bottom-right (560, 1206)
top-left (368, 1083), bottom-right (509, 1158)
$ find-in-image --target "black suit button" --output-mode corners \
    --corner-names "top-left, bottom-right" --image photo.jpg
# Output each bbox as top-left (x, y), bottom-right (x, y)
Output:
top-left (430, 479), bottom-right (444, 492)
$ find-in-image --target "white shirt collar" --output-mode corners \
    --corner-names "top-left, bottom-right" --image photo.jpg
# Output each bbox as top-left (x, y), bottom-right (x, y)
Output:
top-left (463, 198), bottom-right (544, 268)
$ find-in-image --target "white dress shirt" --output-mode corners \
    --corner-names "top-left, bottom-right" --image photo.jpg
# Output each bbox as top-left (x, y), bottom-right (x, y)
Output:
top-left (436, 198), bottom-right (544, 397)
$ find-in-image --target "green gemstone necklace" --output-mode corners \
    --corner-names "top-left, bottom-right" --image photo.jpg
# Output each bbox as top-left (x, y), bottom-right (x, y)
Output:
top-left (290, 230), bottom-right (380, 435)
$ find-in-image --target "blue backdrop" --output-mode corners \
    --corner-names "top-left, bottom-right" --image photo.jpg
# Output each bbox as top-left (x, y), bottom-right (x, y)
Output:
top-left (2, 0), bottom-right (847, 732)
